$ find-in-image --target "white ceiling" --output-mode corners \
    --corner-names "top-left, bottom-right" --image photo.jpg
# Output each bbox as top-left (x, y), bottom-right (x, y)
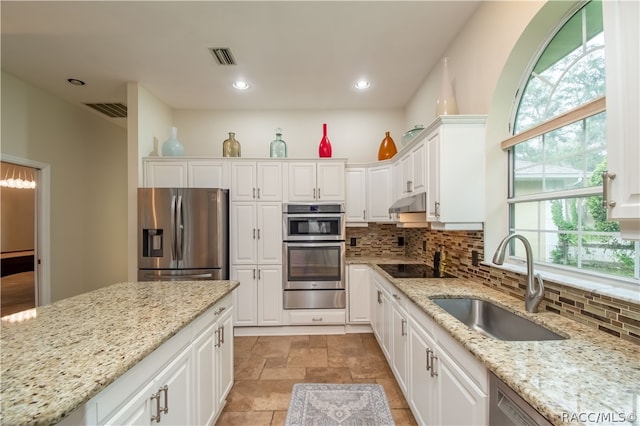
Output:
top-left (1, 1), bottom-right (480, 116)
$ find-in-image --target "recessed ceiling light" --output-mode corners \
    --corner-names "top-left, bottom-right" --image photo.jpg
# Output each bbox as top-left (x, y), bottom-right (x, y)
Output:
top-left (67, 78), bottom-right (85, 86)
top-left (355, 80), bottom-right (371, 89)
top-left (233, 81), bottom-right (250, 90)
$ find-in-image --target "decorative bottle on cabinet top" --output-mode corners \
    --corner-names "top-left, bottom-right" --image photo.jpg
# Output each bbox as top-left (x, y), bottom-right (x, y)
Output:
top-left (435, 57), bottom-right (458, 116)
top-left (270, 128), bottom-right (287, 158)
top-left (222, 132), bottom-right (241, 157)
top-left (377, 131), bottom-right (397, 160)
top-left (162, 127), bottom-right (184, 156)
top-left (318, 123), bottom-right (332, 158)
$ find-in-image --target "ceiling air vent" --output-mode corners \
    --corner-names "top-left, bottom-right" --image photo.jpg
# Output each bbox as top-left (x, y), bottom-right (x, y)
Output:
top-left (84, 103), bottom-right (128, 118)
top-left (209, 47), bottom-right (236, 65)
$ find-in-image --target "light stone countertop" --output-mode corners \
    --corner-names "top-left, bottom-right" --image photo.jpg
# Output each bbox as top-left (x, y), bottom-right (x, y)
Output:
top-left (0, 280), bottom-right (239, 425)
top-left (347, 257), bottom-right (640, 426)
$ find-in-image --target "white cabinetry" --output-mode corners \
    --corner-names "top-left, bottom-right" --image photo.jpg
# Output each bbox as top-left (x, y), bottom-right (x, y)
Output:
top-left (367, 164), bottom-right (395, 222)
top-left (143, 158), bottom-right (229, 188)
top-left (347, 264), bottom-right (370, 323)
top-left (370, 269), bottom-right (488, 425)
top-left (232, 265), bottom-right (283, 326)
top-left (603, 0), bottom-right (640, 239)
top-left (287, 161), bottom-right (346, 202)
top-left (90, 295), bottom-right (234, 426)
top-left (230, 161), bottom-right (282, 201)
top-left (396, 141), bottom-right (426, 198)
top-left (425, 116), bottom-right (486, 230)
top-left (346, 164), bottom-right (395, 224)
top-left (346, 167), bottom-right (367, 223)
top-left (230, 202), bottom-right (281, 265)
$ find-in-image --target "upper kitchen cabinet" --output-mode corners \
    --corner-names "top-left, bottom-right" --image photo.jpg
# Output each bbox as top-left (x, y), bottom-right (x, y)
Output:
top-left (603, 0), bottom-right (640, 239)
top-left (287, 160), bottom-right (346, 202)
top-left (425, 115), bottom-right (487, 230)
top-left (367, 163), bottom-right (396, 222)
top-left (346, 166), bottom-right (367, 223)
top-left (143, 158), bottom-right (229, 189)
top-left (396, 141), bottom-right (426, 198)
top-left (230, 161), bottom-right (282, 202)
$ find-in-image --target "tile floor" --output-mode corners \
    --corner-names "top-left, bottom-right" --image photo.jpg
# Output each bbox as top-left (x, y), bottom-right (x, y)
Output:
top-left (216, 333), bottom-right (417, 426)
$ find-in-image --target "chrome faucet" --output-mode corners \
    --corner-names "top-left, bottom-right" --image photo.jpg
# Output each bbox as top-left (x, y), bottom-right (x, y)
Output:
top-left (492, 234), bottom-right (545, 313)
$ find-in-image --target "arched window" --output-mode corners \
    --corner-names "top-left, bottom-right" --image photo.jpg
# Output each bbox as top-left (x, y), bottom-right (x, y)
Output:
top-left (503, 0), bottom-right (638, 281)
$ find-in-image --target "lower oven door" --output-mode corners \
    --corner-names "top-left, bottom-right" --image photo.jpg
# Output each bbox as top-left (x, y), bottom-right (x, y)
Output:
top-left (283, 242), bottom-right (345, 290)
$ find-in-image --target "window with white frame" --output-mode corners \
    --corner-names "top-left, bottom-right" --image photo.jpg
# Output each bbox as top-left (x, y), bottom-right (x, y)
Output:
top-left (503, 0), bottom-right (639, 282)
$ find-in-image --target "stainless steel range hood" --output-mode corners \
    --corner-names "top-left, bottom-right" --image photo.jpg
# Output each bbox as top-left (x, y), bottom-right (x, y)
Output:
top-left (389, 192), bottom-right (426, 214)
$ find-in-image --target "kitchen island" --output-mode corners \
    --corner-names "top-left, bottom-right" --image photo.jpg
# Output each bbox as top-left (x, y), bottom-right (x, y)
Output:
top-left (0, 280), bottom-right (238, 425)
top-left (348, 257), bottom-right (640, 426)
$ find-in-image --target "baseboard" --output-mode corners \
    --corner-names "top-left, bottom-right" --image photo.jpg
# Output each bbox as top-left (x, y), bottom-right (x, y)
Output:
top-left (233, 324), bottom-right (373, 336)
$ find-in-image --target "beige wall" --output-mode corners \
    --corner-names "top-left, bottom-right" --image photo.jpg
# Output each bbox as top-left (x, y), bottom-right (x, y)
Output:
top-left (1, 70), bottom-right (128, 302)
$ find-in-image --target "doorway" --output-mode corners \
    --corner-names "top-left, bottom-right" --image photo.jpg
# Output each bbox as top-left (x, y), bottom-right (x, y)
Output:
top-left (1, 160), bottom-right (42, 316)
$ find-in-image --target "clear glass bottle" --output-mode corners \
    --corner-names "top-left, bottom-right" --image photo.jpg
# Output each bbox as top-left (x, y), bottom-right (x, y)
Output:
top-left (270, 128), bottom-right (288, 158)
top-left (222, 132), bottom-right (241, 157)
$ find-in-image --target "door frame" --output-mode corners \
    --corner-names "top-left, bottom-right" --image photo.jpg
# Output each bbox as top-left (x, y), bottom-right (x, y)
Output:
top-left (1, 154), bottom-right (51, 306)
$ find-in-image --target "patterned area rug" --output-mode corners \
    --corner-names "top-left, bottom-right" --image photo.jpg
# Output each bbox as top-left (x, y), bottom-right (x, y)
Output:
top-left (285, 383), bottom-right (395, 425)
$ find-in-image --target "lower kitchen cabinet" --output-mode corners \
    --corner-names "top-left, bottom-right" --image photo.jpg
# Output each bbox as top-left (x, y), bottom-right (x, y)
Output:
top-left (408, 303), bottom-right (488, 425)
top-left (232, 265), bottom-right (282, 326)
top-left (347, 264), bottom-right (371, 323)
top-left (369, 266), bottom-right (488, 425)
top-left (77, 295), bottom-right (234, 426)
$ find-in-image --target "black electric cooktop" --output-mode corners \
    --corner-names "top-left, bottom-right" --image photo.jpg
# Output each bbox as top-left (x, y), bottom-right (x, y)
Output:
top-left (377, 263), bottom-right (453, 279)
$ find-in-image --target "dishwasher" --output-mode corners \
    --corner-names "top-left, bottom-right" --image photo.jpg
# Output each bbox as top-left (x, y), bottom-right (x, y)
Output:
top-left (489, 372), bottom-right (552, 426)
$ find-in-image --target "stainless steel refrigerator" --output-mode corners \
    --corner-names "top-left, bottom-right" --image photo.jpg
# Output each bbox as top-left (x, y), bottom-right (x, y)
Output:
top-left (138, 188), bottom-right (229, 281)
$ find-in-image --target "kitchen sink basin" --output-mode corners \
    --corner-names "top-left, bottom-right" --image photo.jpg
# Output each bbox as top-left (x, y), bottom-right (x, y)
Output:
top-left (430, 297), bottom-right (567, 341)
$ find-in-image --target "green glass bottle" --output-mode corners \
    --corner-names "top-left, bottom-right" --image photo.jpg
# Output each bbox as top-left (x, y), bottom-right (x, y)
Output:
top-left (269, 128), bottom-right (287, 158)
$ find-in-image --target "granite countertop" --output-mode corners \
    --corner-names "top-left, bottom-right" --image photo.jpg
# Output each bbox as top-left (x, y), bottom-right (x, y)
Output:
top-left (347, 257), bottom-right (640, 426)
top-left (0, 280), bottom-right (239, 425)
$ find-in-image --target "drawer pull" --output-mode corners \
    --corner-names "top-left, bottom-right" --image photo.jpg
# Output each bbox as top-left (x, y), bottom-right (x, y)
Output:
top-left (312, 317), bottom-right (323, 322)
top-left (150, 391), bottom-right (161, 422)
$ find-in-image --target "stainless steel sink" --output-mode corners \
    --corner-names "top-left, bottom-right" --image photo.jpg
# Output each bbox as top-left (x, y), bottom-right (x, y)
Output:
top-left (430, 297), bottom-right (567, 341)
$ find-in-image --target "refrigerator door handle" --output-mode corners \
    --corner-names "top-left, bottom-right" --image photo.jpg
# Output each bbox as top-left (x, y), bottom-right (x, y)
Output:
top-left (176, 195), bottom-right (184, 261)
top-left (170, 195), bottom-right (177, 261)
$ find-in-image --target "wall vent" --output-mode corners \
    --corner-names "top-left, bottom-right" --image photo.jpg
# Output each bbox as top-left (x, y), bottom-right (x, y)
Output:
top-left (85, 103), bottom-right (128, 118)
top-left (209, 47), bottom-right (236, 65)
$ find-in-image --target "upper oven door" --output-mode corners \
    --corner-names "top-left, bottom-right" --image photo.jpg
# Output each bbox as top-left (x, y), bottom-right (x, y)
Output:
top-left (283, 242), bottom-right (345, 289)
top-left (283, 213), bottom-right (345, 241)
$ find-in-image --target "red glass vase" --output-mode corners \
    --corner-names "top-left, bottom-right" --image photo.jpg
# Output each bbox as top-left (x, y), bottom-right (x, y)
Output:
top-left (318, 123), bottom-right (332, 158)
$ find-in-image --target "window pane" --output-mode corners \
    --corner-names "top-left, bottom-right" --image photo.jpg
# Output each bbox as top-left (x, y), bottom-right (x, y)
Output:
top-left (514, 1), bottom-right (605, 133)
top-left (513, 113), bottom-right (606, 196)
top-left (510, 197), bottom-right (638, 279)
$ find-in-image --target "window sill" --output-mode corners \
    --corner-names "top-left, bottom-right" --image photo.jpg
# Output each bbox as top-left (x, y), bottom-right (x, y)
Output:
top-left (481, 261), bottom-right (640, 305)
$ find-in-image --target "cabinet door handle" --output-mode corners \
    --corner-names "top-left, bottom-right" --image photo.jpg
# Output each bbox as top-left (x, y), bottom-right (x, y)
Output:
top-left (401, 318), bottom-right (407, 336)
top-left (377, 290), bottom-right (382, 304)
top-left (159, 385), bottom-right (168, 415)
top-left (253, 188), bottom-right (256, 199)
top-left (313, 188), bottom-right (316, 199)
top-left (318, 188), bottom-right (321, 199)
top-left (407, 180), bottom-right (412, 193)
top-left (430, 351), bottom-right (438, 377)
top-left (214, 327), bottom-right (221, 347)
top-left (253, 269), bottom-right (256, 279)
top-left (363, 210), bottom-right (366, 220)
top-left (435, 201), bottom-right (440, 218)
top-left (426, 348), bottom-right (432, 372)
top-left (257, 229), bottom-right (261, 239)
top-left (602, 171), bottom-right (617, 208)
top-left (150, 391), bottom-right (161, 422)
top-left (221, 325), bottom-right (225, 344)
top-left (258, 269), bottom-right (262, 280)
top-left (257, 187), bottom-right (261, 199)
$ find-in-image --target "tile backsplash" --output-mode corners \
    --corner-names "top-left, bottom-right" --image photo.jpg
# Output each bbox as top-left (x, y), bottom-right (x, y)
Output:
top-left (347, 225), bottom-right (640, 346)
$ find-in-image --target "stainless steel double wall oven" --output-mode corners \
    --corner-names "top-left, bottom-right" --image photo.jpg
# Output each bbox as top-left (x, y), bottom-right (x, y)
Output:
top-left (282, 203), bottom-right (346, 309)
